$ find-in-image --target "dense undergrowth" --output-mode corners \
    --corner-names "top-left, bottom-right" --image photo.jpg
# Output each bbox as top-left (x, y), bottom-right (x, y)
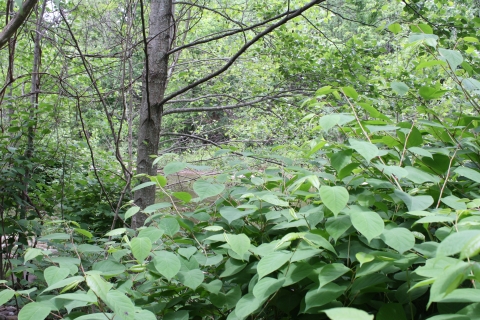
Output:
top-left (1, 6), bottom-right (480, 320)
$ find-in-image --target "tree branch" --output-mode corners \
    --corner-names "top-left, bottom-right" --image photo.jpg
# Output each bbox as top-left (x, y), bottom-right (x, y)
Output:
top-left (158, 0), bottom-right (324, 107)
top-left (0, 0), bottom-right (38, 49)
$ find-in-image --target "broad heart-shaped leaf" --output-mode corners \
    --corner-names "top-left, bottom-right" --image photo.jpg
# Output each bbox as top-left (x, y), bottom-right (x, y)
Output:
top-left (24, 248), bottom-right (43, 261)
top-left (163, 161), bottom-right (187, 175)
top-left (304, 282), bottom-right (345, 312)
top-left (0, 289), bottom-right (15, 306)
top-left (177, 269), bottom-right (204, 290)
top-left (348, 139), bottom-right (378, 163)
top-left (130, 237), bottom-right (152, 262)
top-left (454, 167), bottom-right (480, 183)
top-left (225, 233), bottom-right (250, 259)
top-left (42, 276), bottom-right (85, 294)
top-left (252, 277), bottom-right (285, 300)
top-left (258, 194), bottom-right (289, 207)
top-left (257, 251), bottom-right (292, 279)
top-left (391, 81), bottom-right (409, 95)
top-left (105, 290), bottom-right (135, 320)
top-left (193, 180), bottom-right (225, 200)
top-left (319, 114), bottom-right (341, 132)
top-left (18, 302), bottom-right (52, 320)
top-left (138, 226), bottom-right (164, 243)
top-left (320, 186), bottom-right (349, 217)
top-left (159, 218), bottom-right (180, 237)
top-left (394, 190), bottom-right (434, 212)
top-left (219, 207), bottom-right (253, 224)
top-left (388, 23), bottom-right (402, 34)
top-left (318, 263), bottom-right (351, 288)
top-left (441, 195), bottom-right (467, 210)
top-left (380, 228), bottom-right (415, 254)
top-left (234, 293), bottom-right (264, 318)
top-left (44, 266), bottom-right (70, 287)
top-left (350, 210), bottom-right (384, 243)
top-left (326, 215), bottom-right (352, 242)
top-left (437, 230), bottom-right (480, 257)
top-left (178, 246), bottom-right (197, 260)
top-left (438, 48), bottom-right (463, 70)
top-left (324, 307), bottom-right (373, 320)
top-left (202, 279), bottom-right (223, 294)
top-left (153, 251), bottom-right (181, 280)
top-left (330, 149), bottom-right (352, 172)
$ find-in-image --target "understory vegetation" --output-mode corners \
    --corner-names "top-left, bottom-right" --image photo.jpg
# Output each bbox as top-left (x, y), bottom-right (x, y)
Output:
top-left (1, 0), bottom-right (480, 319)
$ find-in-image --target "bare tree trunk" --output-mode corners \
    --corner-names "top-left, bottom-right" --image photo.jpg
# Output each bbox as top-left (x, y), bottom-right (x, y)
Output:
top-left (133, 0), bottom-right (173, 228)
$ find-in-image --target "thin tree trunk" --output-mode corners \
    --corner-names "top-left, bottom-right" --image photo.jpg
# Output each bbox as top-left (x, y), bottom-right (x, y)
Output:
top-left (133, 0), bottom-right (173, 228)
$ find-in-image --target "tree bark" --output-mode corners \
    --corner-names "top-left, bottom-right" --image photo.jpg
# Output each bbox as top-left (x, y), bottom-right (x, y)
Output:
top-left (0, 0), bottom-right (38, 49)
top-left (133, 0), bottom-right (173, 228)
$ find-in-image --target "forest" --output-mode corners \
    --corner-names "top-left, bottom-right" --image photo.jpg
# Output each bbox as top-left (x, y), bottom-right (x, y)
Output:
top-left (0, 0), bottom-right (480, 319)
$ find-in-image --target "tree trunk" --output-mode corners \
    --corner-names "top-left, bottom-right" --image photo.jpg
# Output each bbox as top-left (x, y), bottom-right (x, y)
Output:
top-left (133, 0), bottom-right (173, 228)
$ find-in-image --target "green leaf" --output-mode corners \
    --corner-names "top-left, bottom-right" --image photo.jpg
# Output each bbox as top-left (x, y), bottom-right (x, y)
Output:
top-left (258, 194), bottom-right (289, 207)
top-left (130, 237), bottom-right (152, 262)
top-left (159, 218), bottom-right (180, 237)
top-left (320, 114), bottom-right (340, 132)
top-left (419, 86), bottom-right (447, 100)
top-left (318, 263), bottom-right (350, 287)
top-left (380, 228), bottom-right (415, 254)
top-left (324, 307), bottom-right (374, 320)
top-left (172, 192), bottom-right (192, 203)
top-left (408, 33), bottom-right (438, 47)
top-left (177, 269), bottom-right (204, 290)
top-left (44, 266), bottom-right (70, 287)
top-left (326, 216), bottom-right (352, 242)
top-left (304, 283), bottom-right (345, 312)
top-left (349, 139), bottom-right (378, 163)
top-left (252, 277), bottom-right (284, 300)
top-left (55, 292), bottom-right (97, 302)
top-left (202, 279), bottom-right (223, 294)
top-left (350, 210), bottom-right (384, 243)
top-left (437, 230), bottom-right (480, 257)
top-left (426, 315), bottom-right (470, 320)
top-left (92, 260), bottom-right (126, 276)
top-left (235, 293), bottom-right (264, 318)
top-left (219, 207), bottom-right (254, 224)
top-left (153, 251), bottom-right (181, 280)
top-left (391, 82), bottom-right (409, 95)
top-left (408, 147), bottom-right (432, 158)
top-left (454, 167), bottom-right (480, 183)
top-left (404, 166), bottom-right (441, 184)
top-left (460, 234), bottom-right (480, 259)
top-left (74, 228), bottom-right (93, 239)
top-left (356, 252), bottom-right (374, 267)
top-left (77, 244), bottom-right (104, 253)
top-left (415, 60), bottom-right (447, 70)
top-left (105, 290), bottom-right (135, 320)
top-left (105, 228), bottom-right (127, 237)
top-left (441, 195), bottom-right (467, 210)
top-left (225, 233), bottom-right (250, 259)
top-left (394, 190), bottom-right (434, 211)
top-left (131, 181), bottom-right (157, 192)
top-left (341, 86), bottom-right (358, 100)
top-left (24, 248), bottom-right (43, 261)
top-left (376, 303), bottom-right (407, 320)
top-left (18, 302), bottom-right (52, 320)
top-left (428, 261), bottom-right (470, 307)
top-left (43, 276), bottom-right (85, 294)
top-left (124, 207), bottom-right (140, 220)
top-left (193, 180), bottom-right (225, 200)
top-left (138, 227), bottom-right (164, 243)
top-left (330, 150), bottom-right (352, 172)
top-left (178, 246), bottom-right (197, 259)
top-left (438, 48), bottom-right (463, 70)
top-left (163, 162), bottom-right (187, 175)
top-left (257, 251), bottom-right (292, 279)
top-left (0, 289), bottom-right (15, 306)
top-left (163, 310), bottom-right (189, 320)
top-left (410, 23), bottom-right (433, 34)
top-left (388, 23), bottom-right (402, 34)
top-left (219, 258), bottom-right (247, 277)
top-left (86, 273), bottom-right (112, 300)
top-left (320, 186), bottom-right (349, 217)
